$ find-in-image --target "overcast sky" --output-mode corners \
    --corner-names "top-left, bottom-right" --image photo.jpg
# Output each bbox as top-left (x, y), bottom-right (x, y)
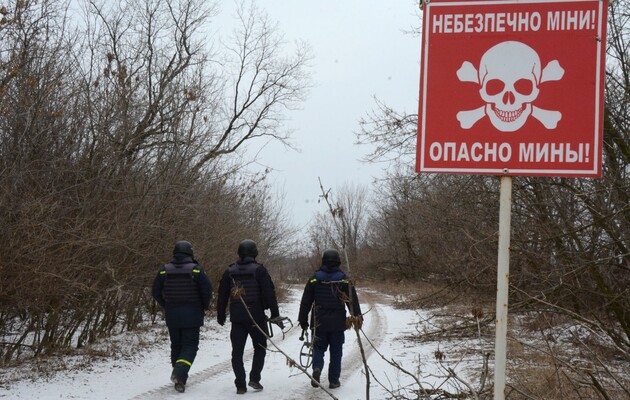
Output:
top-left (233, 1), bottom-right (422, 233)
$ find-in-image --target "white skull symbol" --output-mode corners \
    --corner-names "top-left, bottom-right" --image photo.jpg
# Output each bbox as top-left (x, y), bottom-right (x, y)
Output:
top-left (478, 41), bottom-right (541, 132)
top-left (456, 41), bottom-right (564, 131)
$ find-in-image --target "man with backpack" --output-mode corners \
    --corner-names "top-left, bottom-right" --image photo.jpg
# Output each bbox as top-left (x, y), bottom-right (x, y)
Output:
top-left (298, 248), bottom-right (362, 389)
top-left (152, 240), bottom-right (213, 393)
top-left (216, 239), bottom-right (284, 395)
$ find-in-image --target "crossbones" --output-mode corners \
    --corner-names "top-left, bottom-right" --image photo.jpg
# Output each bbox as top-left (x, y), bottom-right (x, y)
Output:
top-left (456, 41), bottom-right (564, 132)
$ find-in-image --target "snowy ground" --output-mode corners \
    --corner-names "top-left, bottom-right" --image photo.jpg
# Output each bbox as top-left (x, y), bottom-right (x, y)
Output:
top-left (0, 287), bottom-right (485, 399)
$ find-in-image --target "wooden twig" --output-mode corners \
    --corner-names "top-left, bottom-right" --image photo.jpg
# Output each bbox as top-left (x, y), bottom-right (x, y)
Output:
top-left (231, 278), bottom-right (339, 400)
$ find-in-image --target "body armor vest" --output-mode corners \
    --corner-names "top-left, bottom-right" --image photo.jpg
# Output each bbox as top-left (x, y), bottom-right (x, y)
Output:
top-left (228, 262), bottom-right (261, 307)
top-left (313, 270), bottom-right (346, 310)
top-left (163, 261), bottom-right (202, 305)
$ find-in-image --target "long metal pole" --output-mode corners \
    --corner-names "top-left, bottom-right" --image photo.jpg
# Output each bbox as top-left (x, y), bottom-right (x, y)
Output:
top-left (494, 176), bottom-right (512, 400)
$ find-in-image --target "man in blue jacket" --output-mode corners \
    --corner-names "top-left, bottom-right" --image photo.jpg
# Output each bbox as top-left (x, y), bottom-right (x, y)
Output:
top-left (298, 249), bottom-right (362, 389)
top-left (216, 239), bottom-right (283, 395)
top-left (152, 240), bottom-right (213, 393)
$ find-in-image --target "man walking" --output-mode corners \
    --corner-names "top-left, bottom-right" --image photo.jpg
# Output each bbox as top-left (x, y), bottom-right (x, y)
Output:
top-left (152, 240), bottom-right (213, 393)
top-left (216, 239), bottom-right (284, 395)
top-left (298, 248), bottom-right (362, 389)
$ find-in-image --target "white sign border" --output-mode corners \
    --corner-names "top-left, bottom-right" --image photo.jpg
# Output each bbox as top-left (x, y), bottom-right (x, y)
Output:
top-left (418, 0), bottom-right (606, 177)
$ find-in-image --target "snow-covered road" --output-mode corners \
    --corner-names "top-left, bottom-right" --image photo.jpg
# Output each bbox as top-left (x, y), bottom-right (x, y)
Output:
top-left (1, 287), bottom-right (470, 399)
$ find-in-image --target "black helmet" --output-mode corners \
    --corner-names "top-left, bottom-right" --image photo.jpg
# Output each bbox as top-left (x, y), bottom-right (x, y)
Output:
top-left (173, 240), bottom-right (194, 256)
top-left (322, 249), bottom-right (341, 265)
top-left (238, 239), bottom-right (258, 258)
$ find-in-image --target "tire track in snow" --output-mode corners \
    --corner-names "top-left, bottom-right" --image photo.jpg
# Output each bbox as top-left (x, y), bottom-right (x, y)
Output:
top-left (133, 288), bottom-right (389, 399)
top-left (131, 324), bottom-right (303, 399)
top-left (275, 290), bottom-right (388, 400)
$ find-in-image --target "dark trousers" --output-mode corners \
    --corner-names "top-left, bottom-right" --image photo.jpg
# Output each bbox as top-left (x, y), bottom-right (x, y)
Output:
top-left (230, 320), bottom-right (268, 388)
top-left (168, 325), bottom-right (200, 384)
top-left (312, 330), bottom-right (345, 384)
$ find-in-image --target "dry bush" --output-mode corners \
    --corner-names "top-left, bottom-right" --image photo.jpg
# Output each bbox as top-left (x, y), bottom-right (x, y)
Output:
top-left (382, 280), bottom-right (496, 312)
top-left (506, 325), bottom-right (630, 399)
top-left (390, 285), bottom-right (630, 400)
top-left (0, 0), bottom-right (306, 365)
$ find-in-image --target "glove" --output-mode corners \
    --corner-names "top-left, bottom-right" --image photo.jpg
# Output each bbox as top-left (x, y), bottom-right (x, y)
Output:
top-left (346, 315), bottom-right (363, 330)
top-left (269, 316), bottom-right (285, 330)
top-left (355, 315), bottom-right (364, 330)
top-left (299, 321), bottom-right (309, 330)
top-left (217, 316), bottom-right (226, 326)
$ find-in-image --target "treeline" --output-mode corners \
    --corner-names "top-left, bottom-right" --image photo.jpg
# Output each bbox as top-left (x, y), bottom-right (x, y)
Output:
top-left (0, 0), bottom-right (308, 363)
top-left (324, 0), bottom-right (630, 346)
top-left (309, 1), bottom-right (629, 397)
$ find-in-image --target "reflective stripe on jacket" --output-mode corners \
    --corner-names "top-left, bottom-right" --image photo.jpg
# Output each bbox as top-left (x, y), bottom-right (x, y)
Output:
top-left (298, 263), bottom-right (362, 332)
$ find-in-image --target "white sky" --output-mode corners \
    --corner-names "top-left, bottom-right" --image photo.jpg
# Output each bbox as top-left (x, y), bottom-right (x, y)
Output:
top-left (238, 1), bottom-right (422, 233)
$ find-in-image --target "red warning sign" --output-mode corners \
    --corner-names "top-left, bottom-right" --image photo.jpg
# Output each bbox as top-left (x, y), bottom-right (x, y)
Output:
top-left (416, 0), bottom-right (608, 177)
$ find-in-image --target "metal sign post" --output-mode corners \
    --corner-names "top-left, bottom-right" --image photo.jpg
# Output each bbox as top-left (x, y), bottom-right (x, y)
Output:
top-left (416, 1), bottom-right (608, 398)
top-left (494, 175), bottom-right (512, 399)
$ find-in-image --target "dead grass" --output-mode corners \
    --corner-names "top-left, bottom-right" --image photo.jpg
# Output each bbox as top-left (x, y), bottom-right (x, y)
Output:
top-left (505, 332), bottom-right (630, 399)
top-left (0, 322), bottom-right (167, 386)
top-left (361, 279), bottom-right (496, 311)
top-left (276, 283), bottom-right (292, 303)
top-left (362, 279), bottom-right (630, 399)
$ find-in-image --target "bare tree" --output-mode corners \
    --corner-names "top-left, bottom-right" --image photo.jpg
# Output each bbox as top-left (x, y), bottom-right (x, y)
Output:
top-left (308, 180), bottom-right (371, 274)
top-left (356, 0), bottom-right (630, 397)
top-left (0, 0), bottom-right (308, 364)
top-left (356, 97), bottom-right (418, 164)
top-left (192, 1), bottom-right (311, 169)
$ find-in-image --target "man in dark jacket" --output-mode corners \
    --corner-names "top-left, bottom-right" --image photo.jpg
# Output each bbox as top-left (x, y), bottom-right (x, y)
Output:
top-left (152, 240), bottom-right (213, 393)
top-left (216, 239), bottom-right (283, 395)
top-left (298, 248), bottom-right (362, 390)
